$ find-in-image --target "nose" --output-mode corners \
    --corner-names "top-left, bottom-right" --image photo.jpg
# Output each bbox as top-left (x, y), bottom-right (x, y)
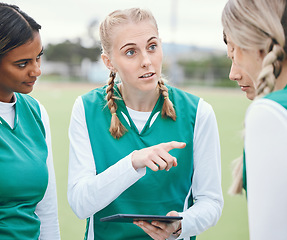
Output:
top-left (141, 51), bottom-right (152, 68)
top-left (229, 62), bottom-right (241, 81)
top-left (29, 61), bottom-right (41, 77)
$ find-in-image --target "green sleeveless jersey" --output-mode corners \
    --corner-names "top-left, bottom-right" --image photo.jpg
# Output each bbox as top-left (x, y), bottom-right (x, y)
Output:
top-left (264, 84), bottom-right (287, 109)
top-left (82, 85), bottom-right (199, 240)
top-left (243, 85), bottom-right (287, 194)
top-left (0, 93), bottom-right (48, 239)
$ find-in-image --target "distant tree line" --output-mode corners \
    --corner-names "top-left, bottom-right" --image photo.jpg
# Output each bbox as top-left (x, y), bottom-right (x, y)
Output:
top-left (178, 55), bottom-right (235, 87)
top-left (44, 39), bottom-right (101, 65)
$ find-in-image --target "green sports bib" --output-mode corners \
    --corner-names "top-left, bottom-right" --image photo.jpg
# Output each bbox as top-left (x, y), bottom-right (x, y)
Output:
top-left (82, 85), bottom-right (199, 240)
top-left (0, 93), bottom-right (48, 239)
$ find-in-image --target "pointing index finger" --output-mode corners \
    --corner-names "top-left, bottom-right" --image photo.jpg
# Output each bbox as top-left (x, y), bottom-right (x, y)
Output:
top-left (162, 141), bottom-right (186, 152)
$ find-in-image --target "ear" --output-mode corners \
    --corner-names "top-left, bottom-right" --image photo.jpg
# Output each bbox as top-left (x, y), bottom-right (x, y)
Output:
top-left (101, 53), bottom-right (115, 72)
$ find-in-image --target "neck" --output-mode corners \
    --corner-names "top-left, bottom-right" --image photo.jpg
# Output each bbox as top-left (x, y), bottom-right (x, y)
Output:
top-left (0, 92), bottom-right (14, 103)
top-left (275, 59), bottom-right (287, 91)
top-left (118, 83), bottom-right (160, 112)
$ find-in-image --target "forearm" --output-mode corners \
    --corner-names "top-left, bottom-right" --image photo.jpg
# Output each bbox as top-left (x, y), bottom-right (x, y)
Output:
top-left (178, 196), bottom-right (223, 238)
top-left (68, 152), bottom-right (145, 219)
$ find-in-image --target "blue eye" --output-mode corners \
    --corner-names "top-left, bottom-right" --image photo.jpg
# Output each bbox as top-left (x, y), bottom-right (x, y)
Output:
top-left (126, 49), bottom-right (135, 56)
top-left (149, 44), bottom-right (157, 51)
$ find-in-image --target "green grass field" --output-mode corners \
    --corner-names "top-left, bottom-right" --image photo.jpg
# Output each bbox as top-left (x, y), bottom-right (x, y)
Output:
top-left (30, 82), bottom-right (250, 240)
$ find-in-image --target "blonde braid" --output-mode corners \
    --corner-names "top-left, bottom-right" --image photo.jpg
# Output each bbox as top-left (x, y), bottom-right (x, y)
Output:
top-left (158, 79), bottom-right (176, 121)
top-left (256, 42), bottom-right (285, 97)
top-left (106, 72), bottom-right (127, 139)
top-left (228, 155), bottom-right (244, 195)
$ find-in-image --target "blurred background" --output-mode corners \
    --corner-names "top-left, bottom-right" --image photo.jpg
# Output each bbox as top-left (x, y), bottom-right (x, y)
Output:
top-left (10, 0), bottom-right (234, 88)
top-left (9, 0), bottom-right (249, 239)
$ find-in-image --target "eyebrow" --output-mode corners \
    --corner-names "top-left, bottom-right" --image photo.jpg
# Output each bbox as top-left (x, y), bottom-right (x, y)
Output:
top-left (13, 47), bottom-right (44, 64)
top-left (119, 36), bottom-right (158, 50)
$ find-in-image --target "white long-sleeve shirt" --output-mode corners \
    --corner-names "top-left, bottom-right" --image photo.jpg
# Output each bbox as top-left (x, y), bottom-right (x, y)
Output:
top-left (68, 96), bottom-right (223, 240)
top-left (245, 98), bottom-right (287, 240)
top-left (0, 94), bottom-right (61, 240)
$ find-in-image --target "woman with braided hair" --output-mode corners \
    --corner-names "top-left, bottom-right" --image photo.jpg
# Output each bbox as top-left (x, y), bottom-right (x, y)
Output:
top-left (68, 8), bottom-right (223, 240)
top-left (222, 0), bottom-right (287, 239)
top-left (224, 32), bottom-right (256, 196)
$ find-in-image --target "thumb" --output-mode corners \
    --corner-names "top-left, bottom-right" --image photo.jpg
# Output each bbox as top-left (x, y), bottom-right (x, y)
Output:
top-left (166, 211), bottom-right (179, 217)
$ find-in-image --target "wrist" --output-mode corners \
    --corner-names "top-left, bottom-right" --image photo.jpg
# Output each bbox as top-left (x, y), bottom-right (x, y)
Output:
top-left (131, 150), bottom-right (139, 170)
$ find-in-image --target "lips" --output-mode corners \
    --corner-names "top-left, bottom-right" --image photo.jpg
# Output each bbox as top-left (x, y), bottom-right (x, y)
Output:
top-left (23, 80), bottom-right (36, 86)
top-left (240, 86), bottom-right (249, 91)
top-left (139, 72), bottom-right (155, 78)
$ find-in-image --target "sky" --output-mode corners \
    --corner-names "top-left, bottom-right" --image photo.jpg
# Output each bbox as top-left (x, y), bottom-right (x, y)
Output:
top-left (8, 0), bottom-right (228, 50)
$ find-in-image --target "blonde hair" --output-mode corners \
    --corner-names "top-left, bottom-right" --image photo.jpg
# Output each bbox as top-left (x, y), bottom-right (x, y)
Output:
top-left (228, 155), bottom-right (244, 195)
top-left (222, 0), bottom-right (287, 194)
top-left (99, 8), bottom-right (176, 139)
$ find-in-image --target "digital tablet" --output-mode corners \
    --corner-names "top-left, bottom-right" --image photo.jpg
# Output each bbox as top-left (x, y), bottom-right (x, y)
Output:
top-left (100, 214), bottom-right (182, 223)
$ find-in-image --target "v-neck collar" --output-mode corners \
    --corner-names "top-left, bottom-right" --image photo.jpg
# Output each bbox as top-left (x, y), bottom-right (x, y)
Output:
top-left (114, 85), bottom-right (163, 135)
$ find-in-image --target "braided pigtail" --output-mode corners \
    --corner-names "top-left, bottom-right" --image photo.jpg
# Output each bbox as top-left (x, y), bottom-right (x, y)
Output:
top-left (106, 72), bottom-right (127, 139)
top-left (228, 155), bottom-right (244, 195)
top-left (256, 40), bottom-right (285, 97)
top-left (158, 79), bottom-right (176, 121)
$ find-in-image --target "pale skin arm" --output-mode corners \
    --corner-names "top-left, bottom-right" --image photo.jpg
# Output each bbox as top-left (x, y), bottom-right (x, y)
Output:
top-left (131, 141), bottom-right (185, 240)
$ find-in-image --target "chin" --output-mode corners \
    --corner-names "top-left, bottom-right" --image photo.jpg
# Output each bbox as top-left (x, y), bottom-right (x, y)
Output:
top-left (21, 87), bottom-right (34, 95)
top-left (246, 93), bottom-right (255, 100)
top-left (140, 81), bottom-right (158, 90)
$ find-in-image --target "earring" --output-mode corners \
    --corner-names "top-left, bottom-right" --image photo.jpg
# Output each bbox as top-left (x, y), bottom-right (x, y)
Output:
top-left (110, 71), bottom-right (116, 78)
